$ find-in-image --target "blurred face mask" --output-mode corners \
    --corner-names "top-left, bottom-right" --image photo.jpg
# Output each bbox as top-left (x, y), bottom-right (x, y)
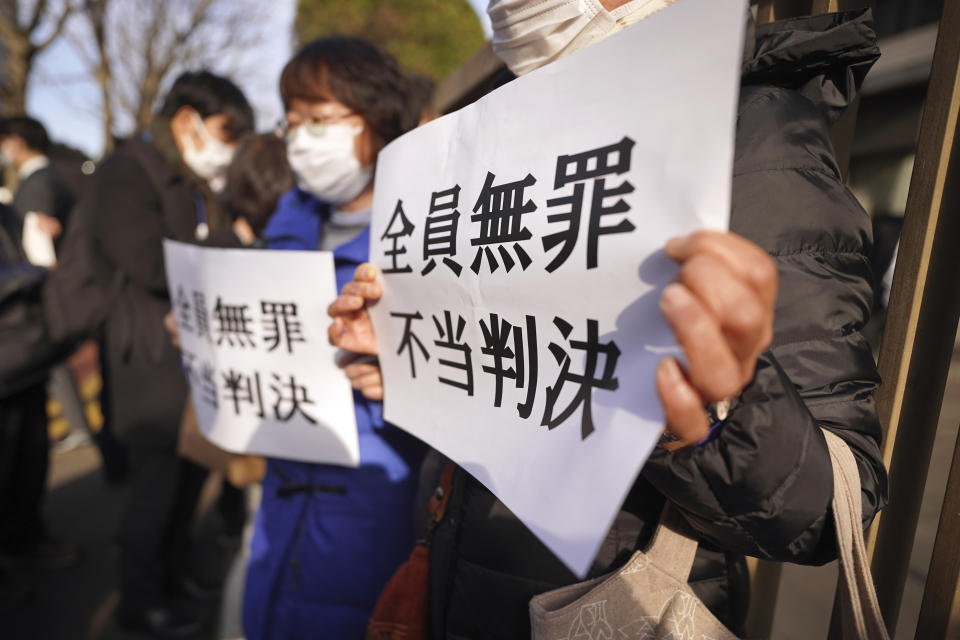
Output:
top-left (488, 0), bottom-right (673, 76)
top-left (182, 111), bottom-right (235, 190)
top-left (286, 123), bottom-right (372, 206)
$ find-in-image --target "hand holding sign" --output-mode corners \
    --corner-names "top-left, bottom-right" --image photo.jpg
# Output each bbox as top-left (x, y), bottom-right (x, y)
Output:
top-left (329, 265), bottom-right (385, 401)
top-left (327, 263), bottom-right (381, 355)
top-left (656, 230), bottom-right (778, 451)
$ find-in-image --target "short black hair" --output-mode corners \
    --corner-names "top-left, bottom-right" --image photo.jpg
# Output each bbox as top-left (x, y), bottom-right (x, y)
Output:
top-left (159, 71), bottom-right (255, 141)
top-left (280, 37), bottom-right (419, 155)
top-left (220, 133), bottom-right (294, 237)
top-left (0, 116), bottom-right (51, 153)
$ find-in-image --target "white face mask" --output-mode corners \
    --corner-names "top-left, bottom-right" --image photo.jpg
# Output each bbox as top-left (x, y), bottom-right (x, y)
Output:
top-left (488, 0), bottom-right (672, 76)
top-left (182, 111), bottom-right (235, 190)
top-left (286, 123), bottom-right (372, 206)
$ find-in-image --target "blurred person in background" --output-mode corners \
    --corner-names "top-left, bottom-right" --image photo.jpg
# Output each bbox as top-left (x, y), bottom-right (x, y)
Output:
top-left (0, 115), bottom-right (95, 474)
top-left (0, 116), bottom-right (75, 264)
top-left (209, 132), bottom-right (295, 249)
top-left (81, 70), bottom-right (253, 639)
top-left (162, 132), bottom-right (296, 640)
top-left (0, 117), bottom-right (84, 592)
top-left (204, 132), bottom-right (294, 640)
top-left (240, 37), bottom-right (427, 640)
top-left (0, 199), bottom-right (80, 606)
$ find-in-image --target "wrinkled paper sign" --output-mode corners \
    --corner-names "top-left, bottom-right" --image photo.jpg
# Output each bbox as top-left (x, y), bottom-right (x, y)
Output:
top-left (369, 0), bottom-right (745, 575)
top-left (163, 240), bottom-right (359, 466)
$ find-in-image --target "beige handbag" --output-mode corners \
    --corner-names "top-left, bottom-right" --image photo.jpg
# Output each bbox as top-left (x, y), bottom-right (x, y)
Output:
top-left (176, 396), bottom-right (267, 488)
top-left (530, 429), bottom-right (890, 640)
top-left (176, 396), bottom-right (235, 475)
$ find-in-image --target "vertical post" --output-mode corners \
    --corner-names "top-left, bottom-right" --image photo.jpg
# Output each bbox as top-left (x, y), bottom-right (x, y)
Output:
top-left (745, 558), bottom-right (783, 637)
top-left (756, 0), bottom-right (777, 22)
top-left (811, 0), bottom-right (840, 13)
top-left (867, 0), bottom-right (960, 634)
top-left (915, 425), bottom-right (960, 639)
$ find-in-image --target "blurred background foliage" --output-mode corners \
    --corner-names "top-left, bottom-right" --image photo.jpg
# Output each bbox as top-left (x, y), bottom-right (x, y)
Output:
top-left (295, 0), bottom-right (486, 80)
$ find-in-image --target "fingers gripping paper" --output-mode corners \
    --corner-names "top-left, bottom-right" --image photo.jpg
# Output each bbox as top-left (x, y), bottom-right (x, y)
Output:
top-left (368, 0), bottom-right (745, 576)
top-left (163, 240), bottom-right (359, 466)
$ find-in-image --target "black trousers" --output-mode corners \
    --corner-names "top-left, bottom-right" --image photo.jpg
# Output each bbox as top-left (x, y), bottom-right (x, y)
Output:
top-left (0, 383), bottom-right (49, 552)
top-left (117, 443), bottom-right (208, 607)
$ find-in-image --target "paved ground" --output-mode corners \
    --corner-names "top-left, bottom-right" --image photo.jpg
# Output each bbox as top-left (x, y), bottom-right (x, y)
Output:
top-left (3, 447), bottom-right (233, 640)
top-left (4, 332), bottom-right (959, 639)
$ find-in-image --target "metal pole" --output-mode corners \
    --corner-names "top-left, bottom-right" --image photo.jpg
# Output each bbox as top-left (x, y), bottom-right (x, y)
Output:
top-left (867, 0), bottom-right (960, 633)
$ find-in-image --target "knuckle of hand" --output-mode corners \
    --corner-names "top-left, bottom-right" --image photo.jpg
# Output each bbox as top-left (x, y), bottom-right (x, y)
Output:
top-left (753, 256), bottom-right (778, 290)
top-left (680, 254), bottom-right (716, 286)
top-left (701, 366), bottom-right (742, 402)
top-left (682, 308), bottom-right (716, 339)
top-left (685, 230), bottom-right (713, 254)
top-left (727, 298), bottom-right (765, 335)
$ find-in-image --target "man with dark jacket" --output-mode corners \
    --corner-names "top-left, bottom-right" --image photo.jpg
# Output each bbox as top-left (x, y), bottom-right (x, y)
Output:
top-left (79, 71), bottom-right (253, 638)
top-left (0, 207), bottom-right (79, 604)
top-left (328, 4), bottom-right (888, 638)
top-left (0, 116), bottom-right (75, 262)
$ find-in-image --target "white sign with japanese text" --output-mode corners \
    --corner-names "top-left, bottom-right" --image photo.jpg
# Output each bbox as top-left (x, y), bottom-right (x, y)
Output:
top-left (368, 0), bottom-right (746, 576)
top-left (163, 240), bottom-right (359, 466)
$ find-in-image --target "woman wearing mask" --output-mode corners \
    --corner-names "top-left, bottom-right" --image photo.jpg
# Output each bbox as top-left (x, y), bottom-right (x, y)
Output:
top-left (241, 37), bottom-right (427, 640)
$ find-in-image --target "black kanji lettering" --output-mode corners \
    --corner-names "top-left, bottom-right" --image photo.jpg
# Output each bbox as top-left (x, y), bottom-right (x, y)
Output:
top-left (470, 171), bottom-right (536, 274)
top-left (213, 297), bottom-right (256, 347)
top-left (193, 291), bottom-right (210, 341)
top-left (391, 311), bottom-right (430, 377)
top-left (181, 351), bottom-right (198, 386)
top-left (270, 374), bottom-right (317, 424)
top-left (479, 313), bottom-right (538, 417)
top-left (222, 369), bottom-right (265, 417)
top-left (542, 317), bottom-right (620, 440)
top-left (174, 286), bottom-right (194, 334)
top-left (422, 186), bottom-right (463, 276)
top-left (261, 301), bottom-right (306, 354)
top-left (479, 313), bottom-right (515, 407)
top-left (433, 310), bottom-right (473, 395)
top-left (381, 199), bottom-right (416, 274)
top-left (543, 137), bottom-right (637, 272)
top-left (200, 362), bottom-right (218, 409)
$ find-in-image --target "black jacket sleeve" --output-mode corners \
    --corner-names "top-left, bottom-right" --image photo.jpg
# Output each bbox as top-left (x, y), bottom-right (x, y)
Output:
top-left (642, 85), bottom-right (887, 564)
top-left (13, 171), bottom-right (56, 220)
top-left (89, 153), bottom-right (168, 293)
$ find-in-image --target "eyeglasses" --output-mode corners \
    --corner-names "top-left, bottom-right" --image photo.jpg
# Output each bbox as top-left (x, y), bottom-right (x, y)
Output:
top-left (277, 111), bottom-right (358, 140)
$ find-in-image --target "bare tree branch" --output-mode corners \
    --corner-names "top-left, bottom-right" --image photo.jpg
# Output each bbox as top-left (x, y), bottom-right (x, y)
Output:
top-left (27, 0), bottom-right (50, 35)
top-left (33, 2), bottom-right (74, 53)
top-left (56, 0), bottom-right (269, 149)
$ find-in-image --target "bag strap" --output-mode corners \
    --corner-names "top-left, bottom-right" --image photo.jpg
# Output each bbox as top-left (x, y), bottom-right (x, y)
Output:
top-left (821, 428), bottom-right (890, 640)
top-left (643, 504), bottom-right (700, 583)
top-left (428, 460), bottom-right (457, 524)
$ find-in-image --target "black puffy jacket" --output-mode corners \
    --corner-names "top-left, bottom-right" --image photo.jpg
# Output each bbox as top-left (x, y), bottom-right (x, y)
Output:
top-left (424, 11), bottom-right (886, 639)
